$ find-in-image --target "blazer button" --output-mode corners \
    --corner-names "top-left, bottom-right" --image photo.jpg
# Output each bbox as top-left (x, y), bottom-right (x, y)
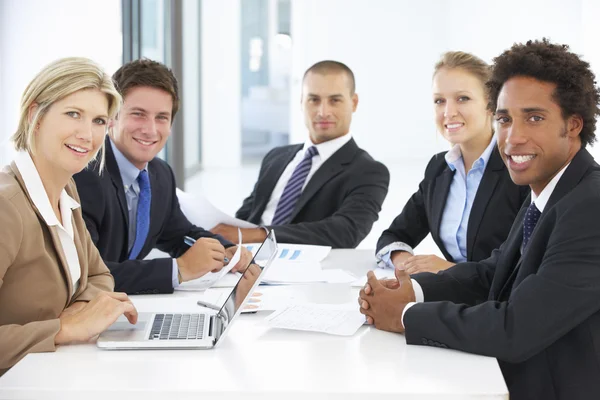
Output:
top-left (422, 338), bottom-right (428, 345)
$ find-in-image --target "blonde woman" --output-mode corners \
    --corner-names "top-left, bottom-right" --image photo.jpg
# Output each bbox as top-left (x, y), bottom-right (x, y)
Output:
top-left (0, 57), bottom-right (138, 375)
top-left (376, 52), bottom-right (529, 274)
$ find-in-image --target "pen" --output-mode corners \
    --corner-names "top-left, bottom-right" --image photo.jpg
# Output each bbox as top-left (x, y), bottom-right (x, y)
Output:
top-left (196, 300), bottom-right (221, 311)
top-left (184, 236), bottom-right (230, 263)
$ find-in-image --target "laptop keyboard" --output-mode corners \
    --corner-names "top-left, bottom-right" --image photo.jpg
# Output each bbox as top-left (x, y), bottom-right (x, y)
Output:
top-left (149, 313), bottom-right (206, 340)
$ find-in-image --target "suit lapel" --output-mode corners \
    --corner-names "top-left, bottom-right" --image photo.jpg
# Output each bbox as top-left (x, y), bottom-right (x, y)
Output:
top-left (71, 218), bottom-right (87, 300)
top-left (465, 147), bottom-right (502, 260)
top-left (431, 168), bottom-right (454, 243)
top-left (490, 203), bottom-right (527, 300)
top-left (47, 226), bottom-right (75, 302)
top-left (254, 145), bottom-right (302, 218)
top-left (288, 139), bottom-right (357, 222)
top-left (146, 162), bottom-right (162, 254)
top-left (493, 148), bottom-right (597, 299)
top-left (105, 139), bottom-right (129, 228)
top-left (9, 163), bottom-right (74, 302)
top-left (543, 148), bottom-right (596, 211)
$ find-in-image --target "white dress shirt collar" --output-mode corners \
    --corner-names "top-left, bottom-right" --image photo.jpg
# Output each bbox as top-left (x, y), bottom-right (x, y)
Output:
top-left (14, 151), bottom-right (80, 231)
top-left (302, 132), bottom-right (353, 164)
top-left (530, 163), bottom-right (570, 213)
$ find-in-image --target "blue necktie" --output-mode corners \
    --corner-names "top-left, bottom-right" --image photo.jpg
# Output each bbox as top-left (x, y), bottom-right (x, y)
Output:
top-left (129, 170), bottom-right (151, 260)
top-left (522, 202), bottom-right (541, 250)
top-left (272, 146), bottom-right (319, 225)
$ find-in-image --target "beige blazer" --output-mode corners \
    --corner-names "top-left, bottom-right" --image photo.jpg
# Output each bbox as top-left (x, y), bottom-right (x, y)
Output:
top-left (0, 162), bottom-right (114, 375)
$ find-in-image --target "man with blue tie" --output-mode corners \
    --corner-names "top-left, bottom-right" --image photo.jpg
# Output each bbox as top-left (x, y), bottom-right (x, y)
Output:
top-left (74, 59), bottom-right (251, 294)
top-left (359, 39), bottom-right (600, 399)
top-left (212, 61), bottom-right (390, 248)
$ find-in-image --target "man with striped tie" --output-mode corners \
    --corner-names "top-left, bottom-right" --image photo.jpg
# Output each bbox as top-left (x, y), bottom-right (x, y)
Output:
top-left (74, 60), bottom-right (252, 294)
top-left (212, 61), bottom-right (390, 248)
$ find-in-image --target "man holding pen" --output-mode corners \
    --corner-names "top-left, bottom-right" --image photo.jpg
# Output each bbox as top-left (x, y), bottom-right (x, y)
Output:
top-left (74, 59), bottom-right (251, 295)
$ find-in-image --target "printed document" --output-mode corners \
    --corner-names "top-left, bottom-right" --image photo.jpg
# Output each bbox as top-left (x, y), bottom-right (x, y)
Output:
top-left (264, 303), bottom-right (365, 336)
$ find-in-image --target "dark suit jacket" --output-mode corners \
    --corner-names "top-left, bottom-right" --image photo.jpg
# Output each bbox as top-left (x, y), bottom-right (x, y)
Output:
top-left (236, 138), bottom-right (389, 248)
top-left (404, 148), bottom-right (600, 400)
top-left (73, 138), bottom-right (232, 295)
top-left (377, 147), bottom-right (529, 261)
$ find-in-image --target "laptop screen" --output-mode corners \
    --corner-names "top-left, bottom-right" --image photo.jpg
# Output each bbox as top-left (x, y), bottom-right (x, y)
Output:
top-left (213, 229), bottom-right (278, 343)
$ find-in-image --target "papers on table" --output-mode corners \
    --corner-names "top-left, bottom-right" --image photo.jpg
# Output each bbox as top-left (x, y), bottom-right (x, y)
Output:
top-left (262, 266), bottom-right (355, 285)
top-left (264, 303), bottom-right (365, 336)
top-left (176, 188), bottom-right (257, 230)
top-left (245, 243), bottom-right (330, 263)
top-left (351, 267), bottom-right (397, 287)
top-left (175, 229), bottom-right (242, 291)
top-left (200, 288), bottom-right (262, 313)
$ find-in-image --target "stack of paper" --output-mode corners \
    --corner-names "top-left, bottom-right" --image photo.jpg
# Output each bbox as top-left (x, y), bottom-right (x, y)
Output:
top-left (245, 243), bottom-right (331, 263)
top-left (262, 264), bottom-right (355, 285)
top-left (264, 302), bottom-right (365, 336)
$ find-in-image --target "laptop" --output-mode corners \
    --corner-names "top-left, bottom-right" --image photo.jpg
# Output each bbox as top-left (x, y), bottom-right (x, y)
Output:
top-left (97, 230), bottom-right (278, 350)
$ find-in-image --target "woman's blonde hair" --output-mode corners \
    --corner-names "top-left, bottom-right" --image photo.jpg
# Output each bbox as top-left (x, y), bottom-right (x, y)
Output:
top-left (11, 57), bottom-right (122, 168)
top-left (433, 51), bottom-right (491, 97)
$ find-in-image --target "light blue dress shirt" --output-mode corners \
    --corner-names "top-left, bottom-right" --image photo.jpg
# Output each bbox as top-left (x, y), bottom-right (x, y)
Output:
top-left (438, 136), bottom-right (497, 262)
top-left (110, 140), bottom-right (180, 288)
top-left (377, 137), bottom-right (497, 268)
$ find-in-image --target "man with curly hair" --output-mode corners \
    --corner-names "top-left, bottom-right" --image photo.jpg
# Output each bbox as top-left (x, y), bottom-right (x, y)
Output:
top-left (359, 39), bottom-right (600, 399)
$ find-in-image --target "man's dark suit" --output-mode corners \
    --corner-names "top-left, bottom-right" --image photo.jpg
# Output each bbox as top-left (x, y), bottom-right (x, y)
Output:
top-left (377, 147), bottom-right (529, 261)
top-left (404, 148), bottom-right (600, 399)
top-left (73, 139), bottom-right (232, 295)
top-left (236, 138), bottom-right (389, 248)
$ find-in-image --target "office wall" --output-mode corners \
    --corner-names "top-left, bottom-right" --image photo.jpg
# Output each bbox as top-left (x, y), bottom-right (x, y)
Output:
top-left (582, 0), bottom-right (600, 160)
top-left (290, 0), bottom-right (595, 164)
top-left (200, 0), bottom-right (242, 168)
top-left (0, 0), bottom-right (122, 166)
top-left (183, 0), bottom-right (201, 170)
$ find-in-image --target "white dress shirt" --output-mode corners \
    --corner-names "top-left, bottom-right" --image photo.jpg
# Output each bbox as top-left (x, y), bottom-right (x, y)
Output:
top-left (260, 132), bottom-right (353, 225)
top-left (401, 162), bottom-right (570, 327)
top-left (14, 151), bottom-right (81, 295)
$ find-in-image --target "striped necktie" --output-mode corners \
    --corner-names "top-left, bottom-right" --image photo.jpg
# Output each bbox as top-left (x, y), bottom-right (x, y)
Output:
top-left (271, 146), bottom-right (319, 225)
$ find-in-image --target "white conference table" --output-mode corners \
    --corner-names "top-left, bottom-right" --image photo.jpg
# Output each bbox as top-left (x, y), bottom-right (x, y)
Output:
top-left (0, 249), bottom-right (508, 400)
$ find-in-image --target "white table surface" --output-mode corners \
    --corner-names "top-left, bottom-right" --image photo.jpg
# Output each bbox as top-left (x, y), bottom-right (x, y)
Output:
top-left (0, 249), bottom-right (508, 400)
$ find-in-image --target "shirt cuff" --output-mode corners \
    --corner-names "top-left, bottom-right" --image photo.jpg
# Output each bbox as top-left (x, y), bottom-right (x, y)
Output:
top-left (375, 242), bottom-right (414, 269)
top-left (401, 279), bottom-right (424, 329)
top-left (172, 258), bottom-right (180, 288)
top-left (259, 226), bottom-right (270, 237)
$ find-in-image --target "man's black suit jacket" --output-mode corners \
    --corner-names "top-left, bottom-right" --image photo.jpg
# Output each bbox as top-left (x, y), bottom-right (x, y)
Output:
top-left (377, 147), bottom-right (529, 261)
top-left (236, 138), bottom-right (389, 248)
top-left (405, 148), bottom-right (600, 399)
top-left (73, 140), bottom-right (232, 294)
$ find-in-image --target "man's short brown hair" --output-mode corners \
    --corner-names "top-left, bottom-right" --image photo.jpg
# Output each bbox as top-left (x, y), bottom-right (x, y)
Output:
top-left (112, 59), bottom-right (180, 121)
top-left (303, 60), bottom-right (356, 94)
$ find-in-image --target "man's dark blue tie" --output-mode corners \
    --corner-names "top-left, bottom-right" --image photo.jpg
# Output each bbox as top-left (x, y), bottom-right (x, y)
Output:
top-left (522, 202), bottom-right (541, 250)
top-left (271, 146), bottom-right (319, 225)
top-left (129, 170), bottom-right (151, 260)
